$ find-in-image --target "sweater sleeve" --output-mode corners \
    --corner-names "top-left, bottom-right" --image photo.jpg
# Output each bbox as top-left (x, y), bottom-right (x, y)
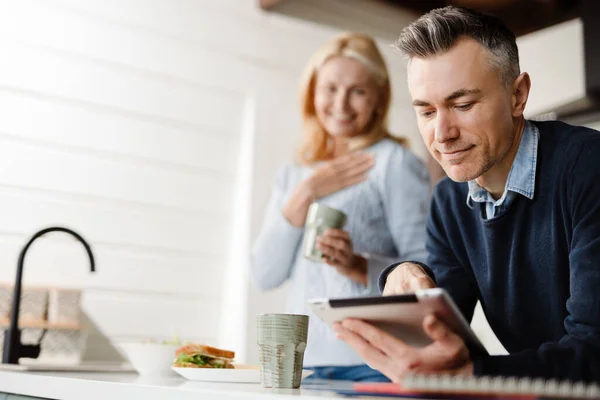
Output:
top-left (368, 148), bottom-right (430, 292)
top-left (473, 139), bottom-right (600, 382)
top-left (377, 183), bottom-right (478, 319)
top-left (425, 185), bottom-right (479, 323)
top-left (250, 165), bottom-right (304, 291)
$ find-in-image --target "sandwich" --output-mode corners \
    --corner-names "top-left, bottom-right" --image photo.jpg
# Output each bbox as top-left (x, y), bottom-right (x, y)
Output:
top-left (173, 344), bottom-right (235, 369)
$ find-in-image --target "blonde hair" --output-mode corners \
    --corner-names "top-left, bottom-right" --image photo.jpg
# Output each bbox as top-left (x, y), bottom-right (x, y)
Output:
top-left (298, 32), bottom-right (408, 165)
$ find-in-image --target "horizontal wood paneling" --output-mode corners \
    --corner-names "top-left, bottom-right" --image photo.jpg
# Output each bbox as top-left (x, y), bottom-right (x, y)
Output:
top-left (0, 39), bottom-right (245, 133)
top-left (0, 136), bottom-right (235, 213)
top-left (39, 0), bottom-right (322, 69)
top-left (0, 187), bottom-right (230, 255)
top-left (0, 0), bottom-right (253, 359)
top-left (0, 235), bottom-right (225, 298)
top-left (81, 291), bottom-right (220, 339)
top-left (0, 90), bottom-right (239, 175)
top-left (0, 0), bottom-right (270, 92)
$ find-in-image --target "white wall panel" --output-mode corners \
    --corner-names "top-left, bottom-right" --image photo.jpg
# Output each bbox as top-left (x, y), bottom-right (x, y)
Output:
top-left (0, 235), bottom-right (224, 297)
top-left (0, 90), bottom-right (239, 175)
top-left (0, 0), bottom-right (267, 92)
top-left (0, 0), bottom-right (248, 359)
top-left (81, 291), bottom-right (219, 339)
top-left (0, 136), bottom-right (234, 213)
top-left (0, 187), bottom-right (229, 254)
top-left (0, 40), bottom-right (245, 133)
top-left (39, 0), bottom-right (322, 69)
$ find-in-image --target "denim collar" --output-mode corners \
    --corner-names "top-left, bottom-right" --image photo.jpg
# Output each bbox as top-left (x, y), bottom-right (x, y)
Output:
top-left (467, 120), bottom-right (539, 209)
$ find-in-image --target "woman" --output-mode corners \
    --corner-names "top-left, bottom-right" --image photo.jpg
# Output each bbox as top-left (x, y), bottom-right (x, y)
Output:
top-left (251, 32), bottom-right (430, 382)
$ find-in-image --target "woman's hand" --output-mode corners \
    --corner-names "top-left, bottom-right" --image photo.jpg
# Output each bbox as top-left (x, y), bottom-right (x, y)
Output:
top-left (306, 152), bottom-right (374, 199)
top-left (282, 152), bottom-right (374, 227)
top-left (316, 229), bottom-right (368, 286)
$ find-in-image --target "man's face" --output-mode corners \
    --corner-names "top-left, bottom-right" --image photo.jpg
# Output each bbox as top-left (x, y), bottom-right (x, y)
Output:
top-left (407, 38), bottom-right (516, 182)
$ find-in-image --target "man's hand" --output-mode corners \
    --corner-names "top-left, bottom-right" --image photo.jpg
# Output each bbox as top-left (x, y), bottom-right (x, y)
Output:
top-left (333, 315), bottom-right (473, 382)
top-left (383, 262), bottom-right (436, 295)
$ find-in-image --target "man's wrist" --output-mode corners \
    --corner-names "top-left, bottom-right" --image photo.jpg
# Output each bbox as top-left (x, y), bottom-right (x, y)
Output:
top-left (399, 261), bottom-right (437, 284)
top-left (377, 260), bottom-right (436, 293)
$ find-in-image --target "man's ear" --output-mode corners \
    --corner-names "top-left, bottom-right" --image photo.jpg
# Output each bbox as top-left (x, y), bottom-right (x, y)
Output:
top-left (511, 72), bottom-right (531, 117)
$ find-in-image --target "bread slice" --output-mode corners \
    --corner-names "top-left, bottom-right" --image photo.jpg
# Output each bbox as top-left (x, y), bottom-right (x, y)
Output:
top-left (176, 344), bottom-right (235, 360)
top-left (173, 361), bottom-right (234, 369)
top-left (173, 362), bottom-right (203, 368)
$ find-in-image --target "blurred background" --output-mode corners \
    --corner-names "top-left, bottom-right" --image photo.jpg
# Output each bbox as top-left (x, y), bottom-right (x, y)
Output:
top-left (0, 0), bottom-right (598, 367)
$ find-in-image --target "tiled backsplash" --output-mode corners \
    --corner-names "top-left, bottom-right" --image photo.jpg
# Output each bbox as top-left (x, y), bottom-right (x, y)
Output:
top-left (0, 285), bottom-right (85, 363)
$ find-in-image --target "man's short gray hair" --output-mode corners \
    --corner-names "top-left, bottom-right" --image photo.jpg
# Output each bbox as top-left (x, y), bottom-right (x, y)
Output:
top-left (395, 6), bottom-right (520, 85)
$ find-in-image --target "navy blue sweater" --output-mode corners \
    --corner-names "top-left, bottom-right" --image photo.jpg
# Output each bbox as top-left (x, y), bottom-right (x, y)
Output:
top-left (382, 121), bottom-right (600, 381)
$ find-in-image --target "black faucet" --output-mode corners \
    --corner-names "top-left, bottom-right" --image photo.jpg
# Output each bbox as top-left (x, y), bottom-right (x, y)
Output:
top-left (2, 227), bottom-right (95, 364)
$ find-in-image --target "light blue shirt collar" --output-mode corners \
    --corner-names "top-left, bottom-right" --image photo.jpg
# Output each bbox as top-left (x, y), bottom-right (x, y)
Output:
top-left (466, 120), bottom-right (539, 213)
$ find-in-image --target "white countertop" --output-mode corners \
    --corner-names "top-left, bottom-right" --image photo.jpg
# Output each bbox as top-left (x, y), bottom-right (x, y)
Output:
top-left (0, 370), bottom-right (413, 400)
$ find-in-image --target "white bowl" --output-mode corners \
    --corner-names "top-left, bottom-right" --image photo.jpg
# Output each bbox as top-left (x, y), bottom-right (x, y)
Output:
top-left (117, 342), bottom-right (179, 375)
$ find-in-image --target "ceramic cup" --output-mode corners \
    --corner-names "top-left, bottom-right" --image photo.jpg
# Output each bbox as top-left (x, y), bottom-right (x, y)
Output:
top-left (257, 313), bottom-right (309, 388)
top-left (301, 203), bottom-right (347, 262)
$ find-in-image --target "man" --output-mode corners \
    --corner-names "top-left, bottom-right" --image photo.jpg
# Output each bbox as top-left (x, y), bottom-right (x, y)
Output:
top-left (333, 6), bottom-right (600, 382)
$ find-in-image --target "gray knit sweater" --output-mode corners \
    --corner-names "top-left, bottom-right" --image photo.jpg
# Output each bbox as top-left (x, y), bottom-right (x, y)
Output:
top-left (251, 138), bottom-right (430, 367)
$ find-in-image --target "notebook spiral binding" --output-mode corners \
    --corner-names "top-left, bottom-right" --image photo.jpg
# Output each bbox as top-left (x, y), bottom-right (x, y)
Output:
top-left (403, 373), bottom-right (600, 399)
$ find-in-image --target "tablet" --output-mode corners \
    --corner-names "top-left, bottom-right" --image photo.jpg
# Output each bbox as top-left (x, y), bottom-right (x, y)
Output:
top-left (308, 288), bottom-right (488, 355)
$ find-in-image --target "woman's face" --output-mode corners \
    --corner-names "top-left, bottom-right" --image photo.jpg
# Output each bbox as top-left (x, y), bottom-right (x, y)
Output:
top-left (314, 56), bottom-right (380, 139)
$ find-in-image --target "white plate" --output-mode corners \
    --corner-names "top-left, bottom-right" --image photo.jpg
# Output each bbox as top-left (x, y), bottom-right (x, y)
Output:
top-left (172, 364), bottom-right (313, 383)
top-left (0, 362), bottom-right (135, 373)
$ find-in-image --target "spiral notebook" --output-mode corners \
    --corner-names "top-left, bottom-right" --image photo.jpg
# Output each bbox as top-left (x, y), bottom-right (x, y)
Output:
top-left (339, 374), bottom-right (600, 399)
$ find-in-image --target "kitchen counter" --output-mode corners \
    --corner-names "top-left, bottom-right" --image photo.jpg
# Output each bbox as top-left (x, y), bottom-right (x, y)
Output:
top-left (0, 370), bottom-right (411, 400)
